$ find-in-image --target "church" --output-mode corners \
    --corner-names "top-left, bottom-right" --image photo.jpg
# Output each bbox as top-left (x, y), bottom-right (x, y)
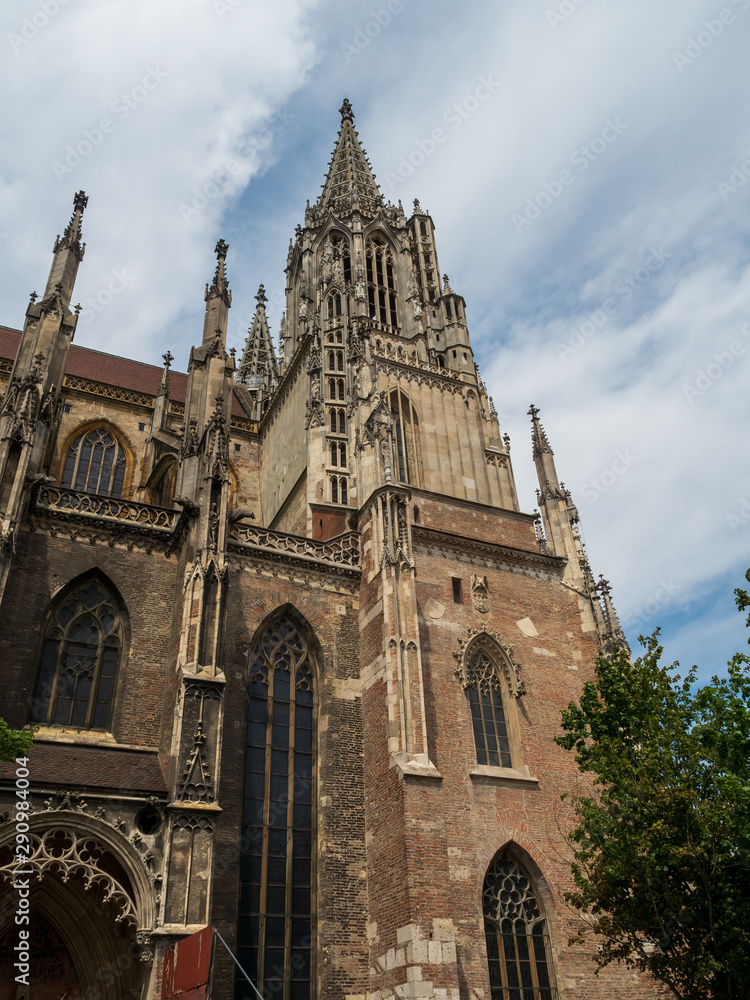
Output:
top-left (0, 100), bottom-right (659, 999)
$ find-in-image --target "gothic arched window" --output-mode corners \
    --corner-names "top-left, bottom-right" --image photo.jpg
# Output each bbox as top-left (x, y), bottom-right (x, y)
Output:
top-left (61, 426), bottom-right (127, 497)
top-left (464, 649), bottom-right (512, 768)
top-left (366, 238), bottom-right (398, 329)
top-left (389, 390), bottom-right (420, 486)
top-left (236, 618), bottom-right (316, 1000)
top-left (483, 852), bottom-right (557, 999)
top-left (31, 578), bottom-right (123, 730)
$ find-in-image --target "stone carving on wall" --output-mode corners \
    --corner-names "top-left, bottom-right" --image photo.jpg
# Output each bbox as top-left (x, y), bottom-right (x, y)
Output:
top-left (471, 573), bottom-right (490, 614)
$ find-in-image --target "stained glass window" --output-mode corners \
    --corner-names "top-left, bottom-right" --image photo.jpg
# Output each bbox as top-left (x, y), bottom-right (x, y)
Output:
top-left (483, 853), bottom-right (557, 1000)
top-left (236, 618), bottom-right (315, 1000)
top-left (31, 579), bottom-right (122, 730)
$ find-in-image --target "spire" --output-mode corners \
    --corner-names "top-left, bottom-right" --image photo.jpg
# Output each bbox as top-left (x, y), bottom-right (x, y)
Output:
top-left (237, 283), bottom-right (278, 385)
top-left (202, 239), bottom-right (231, 346)
top-left (206, 238), bottom-right (231, 305)
top-left (598, 576), bottom-right (629, 651)
top-left (43, 190), bottom-right (88, 302)
top-left (317, 99), bottom-right (384, 217)
top-left (528, 404), bottom-right (553, 461)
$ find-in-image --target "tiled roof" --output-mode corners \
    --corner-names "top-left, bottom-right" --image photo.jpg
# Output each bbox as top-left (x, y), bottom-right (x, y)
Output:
top-left (0, 742), bottom-right (167, 794)
top-left (0, 325), bottom-right (249, 419)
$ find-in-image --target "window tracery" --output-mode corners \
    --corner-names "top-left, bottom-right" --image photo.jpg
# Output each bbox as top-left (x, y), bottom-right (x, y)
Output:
top-left (31, 578), bottom-right (123, 730)
top-left (483, 852), bottom-right (557, 999)
top-left (61, 426), bottom-right (127, 497)
top-left (236, 617), bottom-right (316, 1000)
top-left (454, 630), bottom-right (525, 770)
top-left (366, 238), bottom-right (398, 328)
top-left (389, 390), bottom-right (420, 486)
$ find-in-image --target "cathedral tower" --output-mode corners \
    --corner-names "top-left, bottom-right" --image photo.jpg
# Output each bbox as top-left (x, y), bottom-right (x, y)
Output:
top-left (0, 103), bottom-right (652, 1000)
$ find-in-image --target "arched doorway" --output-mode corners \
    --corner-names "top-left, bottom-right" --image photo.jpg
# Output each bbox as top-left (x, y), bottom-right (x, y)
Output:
top-left (0, 814), bottom-right (157, 1000)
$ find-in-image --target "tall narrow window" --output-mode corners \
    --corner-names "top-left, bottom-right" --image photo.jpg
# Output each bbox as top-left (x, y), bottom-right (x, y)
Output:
top-left (389, 391), bottom-right (420, 486)
top-left (237, 619), bottom-right (316, 1000)
top-left (31, 578), bottom-right (123, 730)
top-left (61, 426), bottom-right (127, 497)
top-left (483, 852), bottom-right (557, 1000)
top-left (366, 238), bottom-right (398, 329)
top-left (465, 651), bottom-right (512, 768)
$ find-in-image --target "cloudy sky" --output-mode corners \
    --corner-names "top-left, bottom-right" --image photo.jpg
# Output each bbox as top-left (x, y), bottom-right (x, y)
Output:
top-left (1, 0), bottom-right (748, 682)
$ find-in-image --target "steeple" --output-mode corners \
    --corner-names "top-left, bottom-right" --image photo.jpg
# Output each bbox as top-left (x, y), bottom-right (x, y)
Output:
top-left (237, 284), bottom-right (278, 385)
top-left (316, 99), bottom-right (383, 218)
top-left (43, 190), bottom-right (88, 305)
top-left (202, 239), bottom-right (231, 346)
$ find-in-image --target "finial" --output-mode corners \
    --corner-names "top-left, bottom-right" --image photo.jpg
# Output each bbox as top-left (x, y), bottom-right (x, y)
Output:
top-left (528, 404), bottom-right (540, 419)
top-left (597, 575), bottom-right (612, 597)
top-left (413, 198), bottom-right (421, 213)
top-left (73, 190), bottom-right (88, 214)
top-left (255, 283), bottom-right (268, 308)
top-left (215, 238), bottom-right (229, 260)
top-left (340, 98), bottom-right (354, 124)
top-left (229, 346), bottom-right (236, 358)
top-left (29, 291), bottom-right (37, 303)
top-left (74, 303), bottom-right (81, 315)
top-left (162, 350), bottom-right (174, 369)
top-left (33, 351), bottom-right (45, 366)
top-left (443, 274), bottom-right (452, 293)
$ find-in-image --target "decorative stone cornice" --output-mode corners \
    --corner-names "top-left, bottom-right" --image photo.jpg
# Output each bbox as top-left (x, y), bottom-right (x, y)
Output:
top-left (412, 524), bottom-right (566, 579)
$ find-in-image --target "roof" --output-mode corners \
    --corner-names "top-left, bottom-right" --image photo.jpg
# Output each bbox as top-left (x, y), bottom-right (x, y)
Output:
top-left (0, 742), bottom-right (167, 794)
top-left (0, 325), bottom-right (249, 419)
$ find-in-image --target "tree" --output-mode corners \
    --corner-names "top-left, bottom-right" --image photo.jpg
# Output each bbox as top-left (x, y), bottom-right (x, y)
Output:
top-left (557, 570), bottom-right (750, 1000)
top-left (0, 717), bottom-right (34, 762)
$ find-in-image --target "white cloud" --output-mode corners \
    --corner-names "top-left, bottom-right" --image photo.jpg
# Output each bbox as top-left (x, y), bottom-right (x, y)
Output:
top-left (1, 0), bottom-right (748, 676)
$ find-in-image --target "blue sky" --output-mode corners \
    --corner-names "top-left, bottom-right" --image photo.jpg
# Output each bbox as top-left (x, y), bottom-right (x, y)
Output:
top-left (1, 0), bottom-right (748, 681)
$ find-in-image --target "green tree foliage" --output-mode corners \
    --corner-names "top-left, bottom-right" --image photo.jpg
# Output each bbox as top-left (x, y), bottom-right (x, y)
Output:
top-left (557, 570), bottom-right (750, 1000)
top-left (0, 717), bottom-right (34, 762)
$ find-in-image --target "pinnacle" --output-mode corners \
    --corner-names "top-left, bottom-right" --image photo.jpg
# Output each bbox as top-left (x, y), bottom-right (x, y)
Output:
top-left (528, 404), bottom-right (553, 459)
top-left (206, 239), bottom-right (231, 305)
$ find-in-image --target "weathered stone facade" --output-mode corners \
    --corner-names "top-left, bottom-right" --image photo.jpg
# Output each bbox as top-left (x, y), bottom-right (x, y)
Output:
top-left (0, 102), bottom-right (660, 999)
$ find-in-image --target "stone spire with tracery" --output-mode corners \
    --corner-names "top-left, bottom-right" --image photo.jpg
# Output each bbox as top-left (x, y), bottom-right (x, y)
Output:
top-left (237, 284), bottom-right (278, 386)
top-left (315, 99), bottom-right (384, 218)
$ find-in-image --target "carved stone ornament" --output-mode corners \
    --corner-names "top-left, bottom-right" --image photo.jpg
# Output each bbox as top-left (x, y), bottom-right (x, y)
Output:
top-left (471, 573), bottom-right (490, 614)
top-left (453, 626), bottom-right (526, 698)
top-left (0, 826), bottom-right (138, 926)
